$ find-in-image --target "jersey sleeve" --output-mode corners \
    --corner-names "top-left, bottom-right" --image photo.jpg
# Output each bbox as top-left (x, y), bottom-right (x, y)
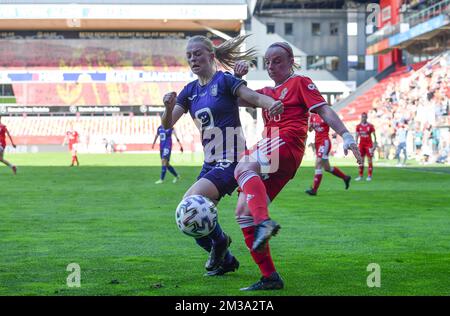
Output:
top-left (176, 85), bottom-right (190, 113)
top-left (223, 71), bottom-right (247, 96)
top-left (298, 77), bottom-right (328, 111)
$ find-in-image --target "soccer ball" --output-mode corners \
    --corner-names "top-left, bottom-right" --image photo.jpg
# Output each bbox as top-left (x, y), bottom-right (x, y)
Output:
top-left (175, 195), bottom-right (218, 238)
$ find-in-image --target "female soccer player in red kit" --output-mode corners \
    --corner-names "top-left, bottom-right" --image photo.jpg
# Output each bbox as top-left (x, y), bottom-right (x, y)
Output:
top-left (0, 116), bottom-right (17, 175)
top-left (355, 112), bottom-right (377, 181)
top-left (305, 113), bottom-right (351, 195)
top-left (63, 127), bottom-right (80, 167)
top-left (232, 42), bottom-right (362, 291)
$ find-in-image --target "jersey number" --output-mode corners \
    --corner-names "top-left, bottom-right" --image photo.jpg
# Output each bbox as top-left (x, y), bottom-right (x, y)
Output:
top-left (263, 110), bottom-right (281, 122)
top-left (195, 108), bottom-right (215, 129)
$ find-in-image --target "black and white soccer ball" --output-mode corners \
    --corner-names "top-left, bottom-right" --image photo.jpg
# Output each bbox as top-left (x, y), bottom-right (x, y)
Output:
top-left (175, 195), bottom-right (218, 238)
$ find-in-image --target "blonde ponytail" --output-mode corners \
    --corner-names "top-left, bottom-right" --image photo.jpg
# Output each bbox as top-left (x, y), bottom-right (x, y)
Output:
top-left (188, 34), bottom-right (257, 70)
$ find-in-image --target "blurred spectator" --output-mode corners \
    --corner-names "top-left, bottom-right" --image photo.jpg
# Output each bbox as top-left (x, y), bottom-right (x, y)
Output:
top-left (395, 123), bottom-right (408, 166)
top-left (365, 54), bottom-right (449, 163)
top-left (436, 142), bottom-right (449, 164)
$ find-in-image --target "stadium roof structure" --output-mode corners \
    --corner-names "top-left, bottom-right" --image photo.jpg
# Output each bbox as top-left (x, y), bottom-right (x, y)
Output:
top-left (0, 0), bottom-right (248, 32)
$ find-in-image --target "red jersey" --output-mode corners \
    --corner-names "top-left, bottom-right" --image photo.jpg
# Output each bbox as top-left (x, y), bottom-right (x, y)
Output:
top-left (309, 113), bottom-right (330, 144)
top-left (257, 75), bottom-right (327, 167)
top-left (0, 124), bottom-right (8, 147)
top-left (356, 123), bottom-right (375, 147)
top-left (67, 131), bottom-right (79, 147)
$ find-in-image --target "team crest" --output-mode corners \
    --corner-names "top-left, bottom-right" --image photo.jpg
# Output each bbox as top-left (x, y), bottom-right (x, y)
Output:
top-left (308, 83), bottom-right (316, 90)
top-left (210, 84), bottom-right (218, 96)
top-left (279, 87), bottom-right (288, 100)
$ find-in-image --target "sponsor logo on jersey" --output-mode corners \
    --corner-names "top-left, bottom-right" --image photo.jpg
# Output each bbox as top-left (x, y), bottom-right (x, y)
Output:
top-left (308, 83), bottom-right (316, 90)
top-left (279, 87), bottom-right (288, 100)
top-left (210, 84), bottom-right (218, 97)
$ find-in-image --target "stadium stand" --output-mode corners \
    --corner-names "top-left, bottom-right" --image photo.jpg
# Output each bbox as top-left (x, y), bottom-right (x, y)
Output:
top-left (11, 82), bottom-right (187, 106)
top-left (2, 108), bottom-right (259, 153)
top-left (339, 53), bottom-right (449, 162)
top-left (0, 38), bottom-right (191, 106)
top-left (0, 40), bottom-right (188, 69)
top-left (338, 60), bottom-right (430, 122)
top-left (2, 114), bottom-right (201, 152)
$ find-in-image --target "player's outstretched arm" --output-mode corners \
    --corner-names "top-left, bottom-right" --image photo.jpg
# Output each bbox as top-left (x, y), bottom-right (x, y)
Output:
top-left (152, 132), bottom-right (159, 149)
top-left (314, 105), bottom-right (362, 165)
top-left (162, 92), bottom-right (184, 129)
top-left (173, 128), bottom-right (184, 152)
top-left (235, 85), bottom-right (283, 118)
top-left (233, 61), bottom-right (258, 109)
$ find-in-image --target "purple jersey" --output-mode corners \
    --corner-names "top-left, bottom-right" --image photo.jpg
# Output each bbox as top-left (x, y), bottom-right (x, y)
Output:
top-left (176, 71), bottom-right (246, 163)
top-left (157, 125), bottom-right (173, 150)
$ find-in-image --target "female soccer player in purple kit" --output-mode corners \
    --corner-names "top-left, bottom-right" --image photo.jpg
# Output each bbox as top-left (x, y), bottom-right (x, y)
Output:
top-left (162, 35), bottom-right (283, 276)
top-left (152, 125), bottom-right (183, 184)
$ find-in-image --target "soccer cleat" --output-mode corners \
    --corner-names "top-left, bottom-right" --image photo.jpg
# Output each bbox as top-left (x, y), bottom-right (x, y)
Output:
top-left (344, 176), bottom-right (351, 190)
top-left (240, 272), bottom-right (284, 291)
top-left (12, 166), bottom-right (17, 175)
top-left (205, 234), bottom-right (232, 271)
top-left (155, 179), bottom-right (164, 184)
top-left (172, 176), bottom-right (180, 184)
top-left (305, 188), bottom-right (317, 196)
top-left (204, 256), bottom-right (239, 276)
top-left (252, 219), bottom-right (280, 252)
top-left (355, 176), bottom-right (362, 181)
top-left (366, 177), bottom-right (372, 181)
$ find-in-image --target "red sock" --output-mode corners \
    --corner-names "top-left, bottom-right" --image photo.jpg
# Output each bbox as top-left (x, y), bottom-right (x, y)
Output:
top-left (330, 167), bottom-right (347, 180)
top-left (236, 171), bottom-right (269, 225)
top-left (359, 165), bottom-right (364, 177)
top-left (368, 162), bottom-right (373, 177)
top-left (312, 170), bottom-right (323, 192)
top-left (242, 226), bottom-right (276, 278)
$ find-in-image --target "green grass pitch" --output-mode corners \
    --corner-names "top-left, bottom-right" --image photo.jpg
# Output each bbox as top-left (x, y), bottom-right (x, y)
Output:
top-left (1, 153), bottom-right (449, 296)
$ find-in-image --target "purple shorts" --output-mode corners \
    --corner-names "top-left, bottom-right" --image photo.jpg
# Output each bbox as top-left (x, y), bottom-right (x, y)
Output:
top-left (197, 160), bottom-right (238, 199)
top-left (160, 146), bottom-right (172, 161)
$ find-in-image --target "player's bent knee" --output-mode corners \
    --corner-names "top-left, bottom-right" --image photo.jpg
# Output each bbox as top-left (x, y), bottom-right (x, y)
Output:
top-left (235, 205), bottom-right (251, 217)
top-left (234, 161), bottom-right (259, 180)
top-left (234, 161), bottom-right (247, 179)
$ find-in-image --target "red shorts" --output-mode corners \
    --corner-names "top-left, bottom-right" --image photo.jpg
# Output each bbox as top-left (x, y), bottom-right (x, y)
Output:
top-left (359, 144), bottom-right (374, 158)
top-left (315, 138), bottom-right (331, 159)
top-left (240, 137), bottom-right (303, 201)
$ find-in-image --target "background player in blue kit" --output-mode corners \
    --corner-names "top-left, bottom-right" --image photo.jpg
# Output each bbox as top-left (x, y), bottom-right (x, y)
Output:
top-left (162, 34), bottom-right (283, 276)
top-left (152, 125), bottom-right (183, 184)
